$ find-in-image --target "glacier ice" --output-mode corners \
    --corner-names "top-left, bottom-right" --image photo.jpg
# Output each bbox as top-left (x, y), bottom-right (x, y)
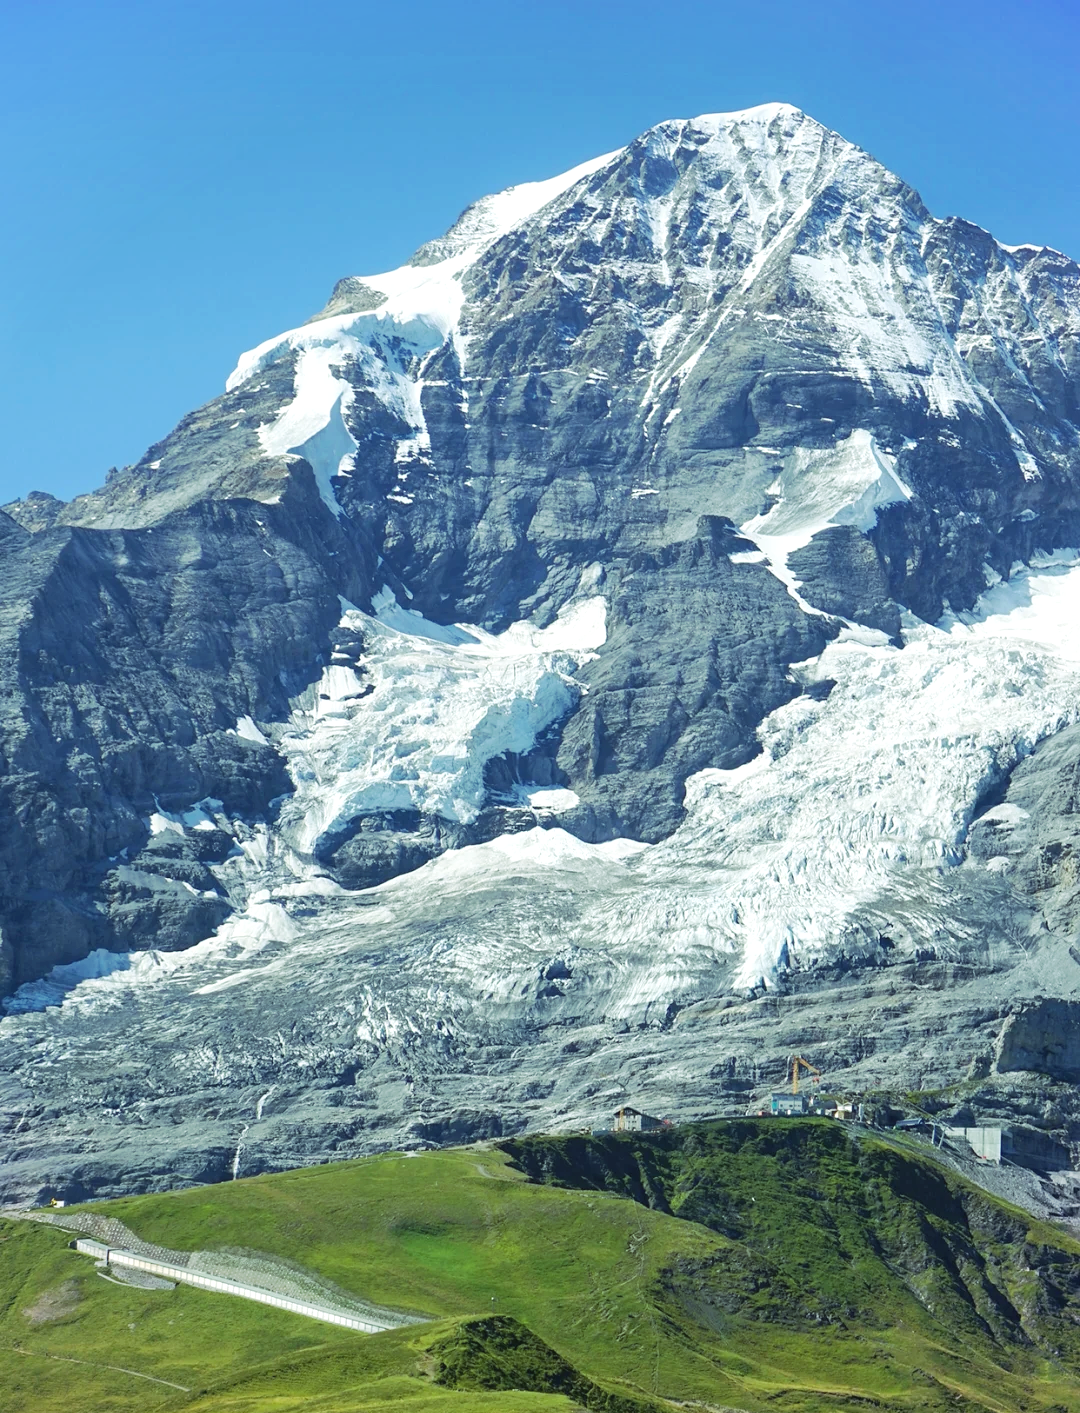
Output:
top-left (9, 556), bottom-right (1080, 1021)
top-left (599, 554), bottom-right (1080, 991)
top-left (277, 591), bottom-right (606, 854)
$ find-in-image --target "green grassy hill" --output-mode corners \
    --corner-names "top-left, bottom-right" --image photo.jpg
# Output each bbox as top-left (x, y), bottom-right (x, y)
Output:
top-left (2, 1120), bottom-right (1078, 1412)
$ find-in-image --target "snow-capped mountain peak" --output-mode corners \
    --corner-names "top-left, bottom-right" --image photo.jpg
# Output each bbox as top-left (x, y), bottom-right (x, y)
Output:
top-left (3, 105), bottom-right (1080, 1200)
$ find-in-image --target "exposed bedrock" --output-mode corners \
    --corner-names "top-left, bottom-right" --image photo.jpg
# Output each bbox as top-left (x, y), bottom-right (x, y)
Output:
top-left (968, 721), bottom-right (1080, 938)
top-left (787, 525), bottom-right (900, 639)
top-left (0, 460), bottom-right (377, 990)
top-left (995, 1000), bottom-right (1080, 1086)
top-left (317, 806), bottom-right (545, 890)
top-left (556, 519), bottom-right (836, 841)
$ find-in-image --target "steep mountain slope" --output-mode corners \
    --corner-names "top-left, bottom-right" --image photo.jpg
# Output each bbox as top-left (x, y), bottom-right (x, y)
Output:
top-left (2, 104), bottom-right (1080, 1198)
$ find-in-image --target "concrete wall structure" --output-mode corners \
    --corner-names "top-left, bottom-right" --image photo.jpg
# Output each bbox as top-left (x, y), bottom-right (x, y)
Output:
top-left (947, 1126), bottom-right (1003, 1162)
top-left (76, 1244), bottom-right (402, 1333)
top-left (74, 1238), bottom-right (112, 1260)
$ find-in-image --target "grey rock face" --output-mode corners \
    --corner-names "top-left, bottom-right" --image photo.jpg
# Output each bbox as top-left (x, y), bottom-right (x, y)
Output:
top-left (556, 517), bottom-right (834, 841)
top-left (968, 721), bottom-right (1080, 936)
top-left (2, 103), bottom-right (1080, 1201)
top-left (318, 806), bottom-right (543, 890)
top-left (0, 474), bottom-right (366, 989)
top-left (787, 526), bottom-right (901, 640)
top-left (0, 347), bottom-right (391, 989)
top-left (995, 1000), bottom-right (1080, 1084)
top-left (1, 492), bottom-right (64, 534)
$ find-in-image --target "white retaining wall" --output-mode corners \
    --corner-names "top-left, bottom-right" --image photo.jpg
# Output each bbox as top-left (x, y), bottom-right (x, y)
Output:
top-left (96, 1247), bottom-right (395, 1332)
top-left (946, 1126), bottom-right (1003, 1163)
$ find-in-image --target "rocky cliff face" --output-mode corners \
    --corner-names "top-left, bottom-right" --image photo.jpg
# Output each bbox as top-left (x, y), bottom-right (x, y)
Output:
top-left (3, 103), bottom-right (1080, 1201)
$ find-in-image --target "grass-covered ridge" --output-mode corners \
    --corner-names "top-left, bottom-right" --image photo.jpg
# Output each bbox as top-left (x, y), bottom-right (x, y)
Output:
top-left (1, 1119), bottom-right (1078, 1412)
top-left (504, 1119), bottom-right (1080, 1344)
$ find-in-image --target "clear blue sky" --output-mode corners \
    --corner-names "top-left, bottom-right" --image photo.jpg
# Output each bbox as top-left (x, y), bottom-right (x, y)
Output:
top-left (1, 0), bottom-right (1077, 506)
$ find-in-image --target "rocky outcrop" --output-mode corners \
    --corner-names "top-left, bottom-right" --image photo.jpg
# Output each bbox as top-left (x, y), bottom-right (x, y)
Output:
top-left (556, 518), bottom-right (835, 841)
top-left (0, 452), bottom-right (378, 989)
top-left (995, 1000), bottom-right (1080, 1084)
top-left (968, 722), bottom-right (1080, 937)
top-left (787, 525), bottom-right (901, 640)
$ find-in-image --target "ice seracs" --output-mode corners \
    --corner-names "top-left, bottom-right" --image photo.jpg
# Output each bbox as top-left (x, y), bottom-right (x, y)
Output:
top-left (276, 590), bottom-right (607, 856)
top-left (611, 554), bottom-right (1080, 991)
top-left (13, 556), bottom-right (1080, 1019)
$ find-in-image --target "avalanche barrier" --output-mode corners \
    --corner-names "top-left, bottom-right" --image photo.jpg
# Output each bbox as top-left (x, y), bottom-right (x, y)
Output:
top-left (7, 1208), bottom-right (424, 1333)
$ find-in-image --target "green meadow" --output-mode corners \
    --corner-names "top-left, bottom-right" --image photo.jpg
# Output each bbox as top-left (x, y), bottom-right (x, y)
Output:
top-left (2, 1120), bottom-right (1078, 1412)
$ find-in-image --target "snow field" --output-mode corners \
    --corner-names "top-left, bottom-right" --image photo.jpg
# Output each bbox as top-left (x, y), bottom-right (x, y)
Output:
top-left (737, 428), bottom-right (913, 607)
top-left (276, 590), bottom-right (608, 855)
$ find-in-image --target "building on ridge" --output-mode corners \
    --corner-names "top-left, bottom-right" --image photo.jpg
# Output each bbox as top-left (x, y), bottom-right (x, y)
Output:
top-left (613, 1106), bottom-right (666, 1132)
top-left (770, 1091), bottom-right (810, 1117)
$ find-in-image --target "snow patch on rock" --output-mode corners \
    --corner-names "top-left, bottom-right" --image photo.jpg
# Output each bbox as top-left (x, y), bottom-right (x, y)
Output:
top-left (233, 715), bottom-right (269, 746)
top-left (738, 429), bottom-right (913, 610)
top-left (523, 787), bottom-right (581, 813)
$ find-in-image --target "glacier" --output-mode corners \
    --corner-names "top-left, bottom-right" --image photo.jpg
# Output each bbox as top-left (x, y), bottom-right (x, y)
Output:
top-left (277, 588), bottom-right (607, 852)
top-left (10, 550), bottom-right (1080, 1017)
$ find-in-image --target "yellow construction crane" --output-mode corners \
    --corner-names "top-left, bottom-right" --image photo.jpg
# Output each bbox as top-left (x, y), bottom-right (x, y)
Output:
top-left (790, 1056), bottom-right (821, 1095)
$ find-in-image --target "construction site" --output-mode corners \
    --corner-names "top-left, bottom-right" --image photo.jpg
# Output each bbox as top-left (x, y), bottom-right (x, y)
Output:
top-left (595, 1054), bottom-right (1067, 1179)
